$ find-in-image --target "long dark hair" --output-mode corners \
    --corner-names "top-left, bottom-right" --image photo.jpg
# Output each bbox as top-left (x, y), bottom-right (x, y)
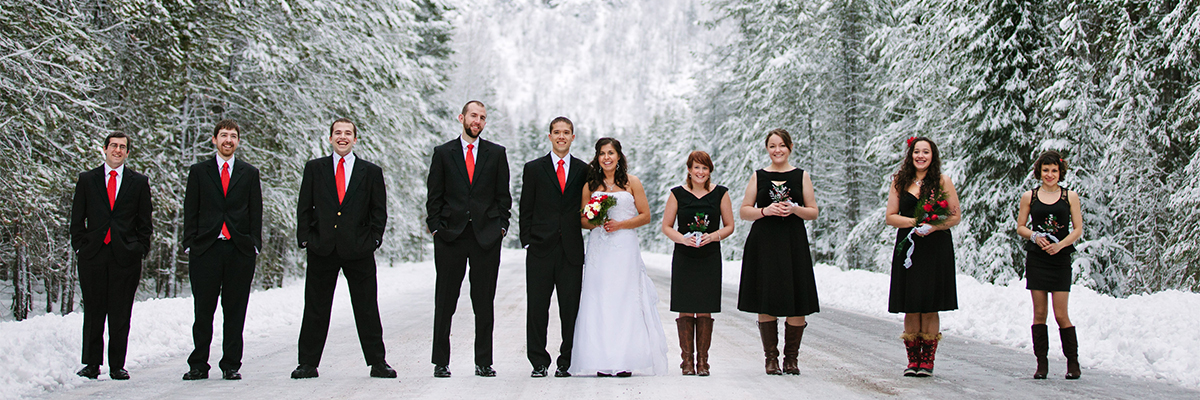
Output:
top-left (587, 137), bottom-right (629, 191)
top-left (893, 137), bottom-right (943, 200)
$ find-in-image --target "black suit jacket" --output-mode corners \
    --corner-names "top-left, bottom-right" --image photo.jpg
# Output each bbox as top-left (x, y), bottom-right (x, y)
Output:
top-left (70, 166), bottom-right (153, 261)
top-left (425, 138), bottom-right (511, 249)
top-left (296, 155), bottom-right (387, 260)
top-left (182, 158), bottom-right (263, 257)
top-left (519, 154), bottom-right (587, 265)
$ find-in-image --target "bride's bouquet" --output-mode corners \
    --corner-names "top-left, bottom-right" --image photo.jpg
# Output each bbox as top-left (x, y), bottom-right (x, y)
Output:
top-left (582, 193), bottom-right (618, 226)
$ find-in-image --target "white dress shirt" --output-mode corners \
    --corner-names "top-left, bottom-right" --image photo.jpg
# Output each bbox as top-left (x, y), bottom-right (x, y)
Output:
top-left (550, 152), bottom-right (570, 180)
top-left (333, 152), bottom-right (355, 192)
top-left (216, 154), bottom-right (235, 240)
top-left (103, 163), bottom-right (125, 201)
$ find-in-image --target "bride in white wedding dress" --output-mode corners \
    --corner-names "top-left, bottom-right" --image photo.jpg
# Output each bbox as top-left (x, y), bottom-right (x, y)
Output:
top-left (569, 138), bottom-right (669, 377)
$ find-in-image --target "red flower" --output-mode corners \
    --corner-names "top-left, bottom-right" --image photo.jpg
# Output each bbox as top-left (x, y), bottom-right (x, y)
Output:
top-left (906, 137), bottom-right (916, 146)
top-left (937, 200), bottom-right (948, 208)
top-left (923, 204), bottom-right (933, 212)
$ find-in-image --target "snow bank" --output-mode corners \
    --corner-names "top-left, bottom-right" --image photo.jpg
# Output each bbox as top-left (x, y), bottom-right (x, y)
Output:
top-left (697, 256), bottom-right (1200, 389)
top-left (2, 253), bottom-right (1197, 399)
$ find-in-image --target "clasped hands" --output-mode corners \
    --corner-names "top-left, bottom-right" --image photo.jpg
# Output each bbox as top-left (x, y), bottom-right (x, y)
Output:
top-left (1032, 234), bottom-right (1064, 255)
top-left (761, 202), bottom-right (795, 218)
top-left (680, 231), bottom-right (716, 248)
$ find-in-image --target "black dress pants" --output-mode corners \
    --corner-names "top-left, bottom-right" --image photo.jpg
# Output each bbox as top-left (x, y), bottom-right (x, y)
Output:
top-left (297, 252), bottom-right (386, 367)
top-left (432, 224), bottom-right (500, 366)
top-left (78, 245), bottom-right (141, 368)
top-left (187, 240), bottom-right (256, 372)
top-left (526, 245), bottom-right (582, 369)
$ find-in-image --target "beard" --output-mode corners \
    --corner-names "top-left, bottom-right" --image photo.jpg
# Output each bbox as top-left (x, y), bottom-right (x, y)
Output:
top-left (462, 120), bottom-right (482, 139)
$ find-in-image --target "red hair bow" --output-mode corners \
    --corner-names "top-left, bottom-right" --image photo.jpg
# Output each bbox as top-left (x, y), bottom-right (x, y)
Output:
top-left (906, 137), bottom-right (916, 146)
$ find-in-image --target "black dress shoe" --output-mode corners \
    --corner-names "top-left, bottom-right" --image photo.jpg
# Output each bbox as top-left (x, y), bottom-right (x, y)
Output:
top-left (76, 365), bottom-right (100, 379)
top-left (109, 368), bottom-right (130, 380)
top-left (222, 369), bottom-right (242, 380)
top-left (554, 366), bottom-right (571, 377)
top-left (291, 365), bottom-right (318, 379)
top-left (531, 366), bottom-right (548, 378)
top-left (474, 365), bottom-right (496, 377)
top-left (370, 363), bottom-right (397, 378)
top-left (615, 371), bottom-right (632, 378)
top-left (433, 365), bottom-right (451, 378)
top-left (182, 369), bottom-right (209, 380)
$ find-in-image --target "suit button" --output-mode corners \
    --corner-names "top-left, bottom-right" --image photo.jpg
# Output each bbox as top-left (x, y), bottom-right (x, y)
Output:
top-left (337, 212), bottom-right (341, 216)
top-left (334, 225), bottom-right (338, 229)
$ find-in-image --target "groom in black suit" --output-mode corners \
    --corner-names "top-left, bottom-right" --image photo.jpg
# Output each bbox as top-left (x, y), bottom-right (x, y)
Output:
top-left (520, 117), bottom-right (587, 378)
top-left (182, 120), bottom-right (262, 381)
top-left (426, 100), bottom-right (511, 377)
top-left (70, 132), bottom-right (153, 380)
top-left (291, 118), bottom-right (394, 379)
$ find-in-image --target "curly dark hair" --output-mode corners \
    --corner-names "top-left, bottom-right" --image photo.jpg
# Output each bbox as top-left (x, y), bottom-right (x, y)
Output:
top-left (1032, 150), bottom-right (1068, 181)
top-left (893, 137), bottom-right (943, 201)
top-left (586, 137), bottom-right (629, 192)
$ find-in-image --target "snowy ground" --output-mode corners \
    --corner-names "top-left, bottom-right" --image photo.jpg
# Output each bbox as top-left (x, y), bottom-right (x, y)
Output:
top-left (1, 249), bottom-right (1197, 399)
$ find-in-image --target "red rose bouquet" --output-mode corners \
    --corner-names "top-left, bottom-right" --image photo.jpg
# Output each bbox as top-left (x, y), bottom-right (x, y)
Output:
top-left (582, 193), bottom-right (618, 226)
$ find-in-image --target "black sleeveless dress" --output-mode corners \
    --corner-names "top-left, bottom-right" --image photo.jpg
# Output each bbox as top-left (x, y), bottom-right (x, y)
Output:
top-left (1025, 187), bottom-right (1075, 292)
top-left (888, 191), bottom-right (958, 313)
top-left (669, 185), bottom-right (727, 313)
top-left (738, 169), bottom-right (819, 317)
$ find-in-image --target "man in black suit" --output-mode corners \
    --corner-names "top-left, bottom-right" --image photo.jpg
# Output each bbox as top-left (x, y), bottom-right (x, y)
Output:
top-left (426, 100), bottom-right (511, 378)
top-left (181, 119), bottom-right (262, 381)
top-left (291, 118), bottom-right (395, 379)
top-left (520, 117), bottom-right (587, 378)
top-left (70, 132), bottom-right (153, 381)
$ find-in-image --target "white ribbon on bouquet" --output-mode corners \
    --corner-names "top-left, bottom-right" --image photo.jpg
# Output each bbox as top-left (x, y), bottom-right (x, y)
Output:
top-left (901, 224), bottom-right (935, 269)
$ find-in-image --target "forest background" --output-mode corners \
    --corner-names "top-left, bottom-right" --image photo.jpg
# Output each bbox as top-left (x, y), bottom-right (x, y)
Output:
top-left (2, 0), bottom-right (1198, 321)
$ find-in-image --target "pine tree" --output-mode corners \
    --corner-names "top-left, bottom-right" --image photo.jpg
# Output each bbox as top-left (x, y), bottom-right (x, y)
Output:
top-left (949, 0), bottom-right (1045, 283)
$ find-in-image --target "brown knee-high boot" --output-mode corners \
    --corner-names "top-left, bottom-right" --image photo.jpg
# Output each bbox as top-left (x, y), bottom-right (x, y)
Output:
top-left (1032, 324), bottom-right (1049, 379)
top-left (782, 322), bottom-right (806, 375)
top-left (901, 332), bottom-right (922, 377)
top-left (757, 320), bottom-right (782, 375)
top-left (695, 316), bottom-right (713, 376)
top-left (916, 332), bottom-right (942, 377)
top-left (676, 316), bottom-right (696, 375)
top-left (1061, 326), bottom-right (1081, 379)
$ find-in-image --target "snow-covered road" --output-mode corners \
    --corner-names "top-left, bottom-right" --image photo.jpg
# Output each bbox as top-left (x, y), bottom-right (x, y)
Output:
top-left (25, 249), bottom-right (1200, 399)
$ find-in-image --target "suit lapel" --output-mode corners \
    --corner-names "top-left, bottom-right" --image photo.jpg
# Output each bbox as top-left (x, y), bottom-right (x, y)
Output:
top-left (227, 159), bottom-right (247, 193)
top-left (92, 167), bottom-right (111, 215)
top-left (113, 169), bottom-right (135, 210)
top-left (539, 155), bottom-right (560, 194)
top-left (341, 158), bottom-right (368, 208)
top-left (205, 159), bottom-right (222, 196)
top-left (448, 140), bottom-right (471, 186)
top-left (564, 156), bottom-right (585, 192)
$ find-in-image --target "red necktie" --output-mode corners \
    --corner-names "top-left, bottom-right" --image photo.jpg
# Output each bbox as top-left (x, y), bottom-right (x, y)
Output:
top-left (105, 170), bottom-right (116, 244)
top-left (465, 143), bottom-right (475, 184)
top-left (557, 159), bottom-right (566, 193)
top-left (336, 157), bottom-right (346, 204)
top-left (220, 162), bottom-right (231, 239)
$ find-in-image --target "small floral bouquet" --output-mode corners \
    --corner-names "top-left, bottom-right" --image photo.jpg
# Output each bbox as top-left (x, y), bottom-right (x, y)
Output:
top-left (1031, 214), bottom-right (1062, 244)
top-left (769, 182), bottom-right (798, 207)
top-left (683, 212), bottom-right (709, 246)
top-left (582, 193), bottom-right (618, 226)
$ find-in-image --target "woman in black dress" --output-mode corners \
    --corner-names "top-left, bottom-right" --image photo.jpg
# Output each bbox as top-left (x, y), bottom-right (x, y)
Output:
top-left (661, 151), bottom-right (734, 376)
top-left (1016, 150), bottom-right (1083, 380)
top-left (885, 136), bottom-right (961, 377)
top-left (738, 129), bottom-right (820, 376)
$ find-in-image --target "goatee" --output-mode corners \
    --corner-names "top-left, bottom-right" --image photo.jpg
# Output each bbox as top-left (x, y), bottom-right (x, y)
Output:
top-left (463, 121), bottom-right (482, 139)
